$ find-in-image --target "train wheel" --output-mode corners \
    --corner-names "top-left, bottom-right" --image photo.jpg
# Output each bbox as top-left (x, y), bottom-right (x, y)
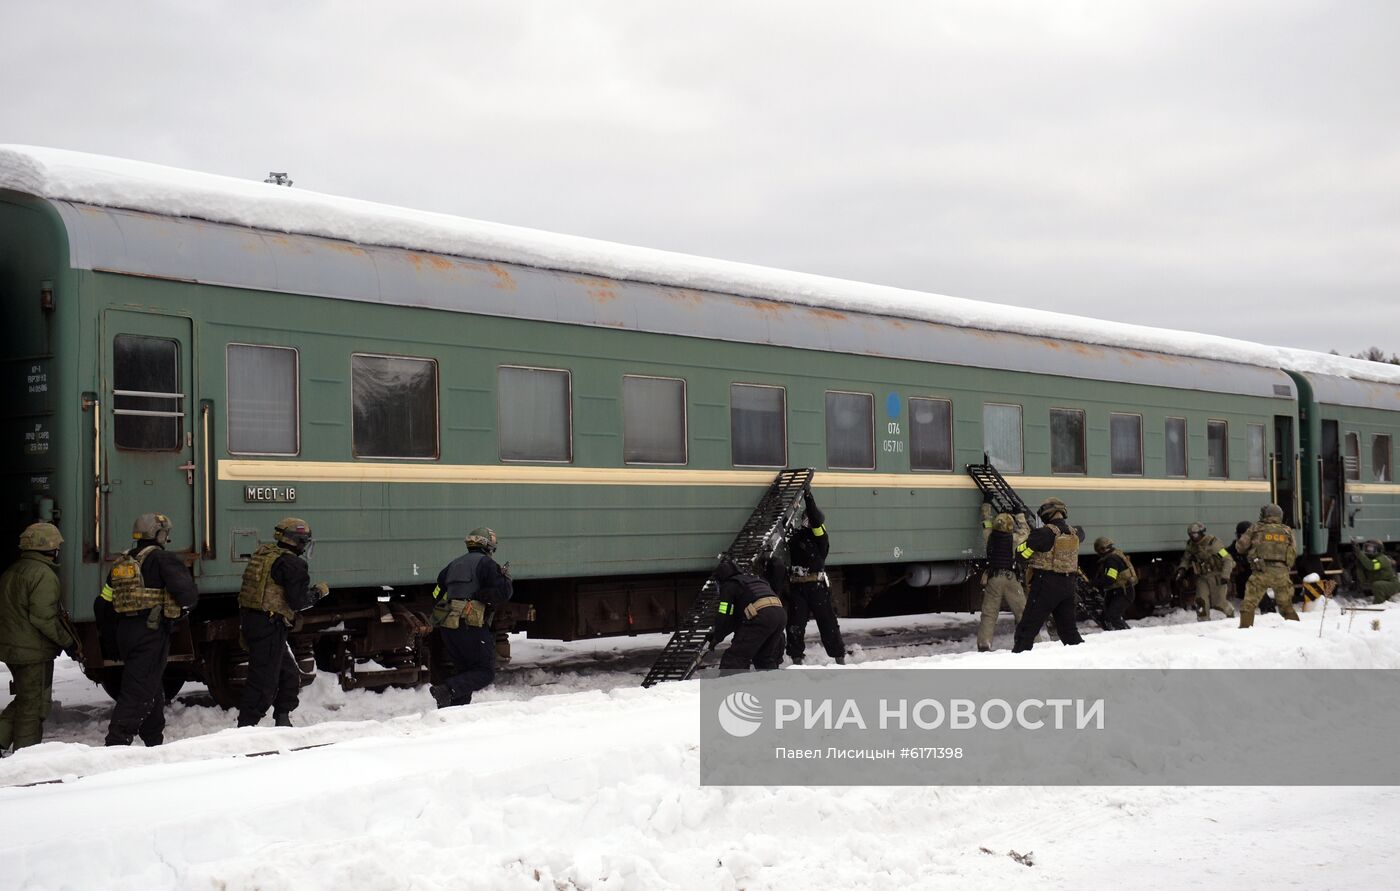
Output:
top-left (201, 639), bottom-right (249, 710)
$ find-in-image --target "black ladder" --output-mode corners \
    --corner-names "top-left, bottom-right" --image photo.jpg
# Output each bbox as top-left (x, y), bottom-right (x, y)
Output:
top-left (965, 460), bottom-right (1041, 529)
top-left (965, 462), bottom-right (1105, 627)
top-left (642, 467), bottom-right (815, 688)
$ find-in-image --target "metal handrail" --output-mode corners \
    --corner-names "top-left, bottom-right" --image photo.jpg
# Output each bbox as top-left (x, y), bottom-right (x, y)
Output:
top-left (113, 388), bottom-right (185, 399)
top-left (112, 408), bottom-right (186, 418)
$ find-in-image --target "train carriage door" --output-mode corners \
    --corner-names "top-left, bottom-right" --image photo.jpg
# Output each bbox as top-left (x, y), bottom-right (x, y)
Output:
top-left (102, 310), bottom-right (196, 559)
top-left (1272, 415), bottom-right (1298, 528)
top-left (1320, 420), bottom-right (1343, 547)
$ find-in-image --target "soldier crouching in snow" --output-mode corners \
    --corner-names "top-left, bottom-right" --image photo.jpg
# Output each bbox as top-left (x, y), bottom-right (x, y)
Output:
top-left (711, 556), bottom-right (787, 673)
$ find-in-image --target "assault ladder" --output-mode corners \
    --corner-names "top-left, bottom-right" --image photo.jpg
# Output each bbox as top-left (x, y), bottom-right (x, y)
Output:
top-left (641, 467), bottom-right (815, 688)
top-left (966, 459), bottom-right (1042, 529)
top-left (965, 461), bottom-right (1106, 626)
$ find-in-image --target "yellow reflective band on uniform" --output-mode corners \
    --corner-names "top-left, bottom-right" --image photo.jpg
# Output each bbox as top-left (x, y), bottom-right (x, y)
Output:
top-left (718, 601), bottom-right (733, 615)
top-left (1106, 567), bottom-right (1119, 580)
top-left (1374, 560), bottom-right (1383, 571)
top-left (100, 584), bottom-right (114, 602)
top-left (813, 525), bottom-right (826, 537)
top-left (1018, 543), bottom-right (1034, 559)
top-left (1218, 548), bottom-right (1230, 559)
top-left (431, 585), bottom-right (442, 600)
top-left (982, 520), bottom-right (993, 529)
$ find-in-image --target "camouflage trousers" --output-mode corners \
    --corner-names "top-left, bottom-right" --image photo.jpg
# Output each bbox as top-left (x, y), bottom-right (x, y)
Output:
top-left (1195, 575), bottom-right (1235, 618)
top-left (978, 572), bottom-right (1027, 650)
top-left (0, 660), bottom-right (56, 750)
top-left (1241, 567), bottom-right (1297, 622)
top-left (1369, 578), bottom-right (1400, 605)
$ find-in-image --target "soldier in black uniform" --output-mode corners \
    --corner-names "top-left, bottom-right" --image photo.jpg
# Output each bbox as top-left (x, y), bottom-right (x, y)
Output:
top-left (713, 556), bottom-right (788, 672)
top-left (102, 513), bottom-right (198, 747)
top-left (1012, 499), bottom-right (1085, 652)
top-left (1091, 536), bottom-right (1135, 631)
top-left (775, 487), bottom-right (846, 665)
top-left (236, 518), bottom-right (327, 728)
top-left (428, 527), bottom-right (513, 708)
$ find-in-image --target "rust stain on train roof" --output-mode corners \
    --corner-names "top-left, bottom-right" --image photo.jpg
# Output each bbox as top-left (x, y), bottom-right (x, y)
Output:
top-left (572, 276), bottom-right (619, 303)
top-left (743, 298), bottom-right (790, 318)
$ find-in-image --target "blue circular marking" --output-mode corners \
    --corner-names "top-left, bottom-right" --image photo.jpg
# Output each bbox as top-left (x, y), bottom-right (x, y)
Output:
top-left (886, 392), bottom-right (902, 419)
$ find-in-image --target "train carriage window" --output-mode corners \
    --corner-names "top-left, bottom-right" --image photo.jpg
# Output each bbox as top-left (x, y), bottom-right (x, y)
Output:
top-left (227, 344), bottom-right (299, 455)
top-left (623, 375), bottom-right (686, 465)
top-left (983, 403), bottom-right (1023, 474)
top-left (1207, 420), bottom-right (1229, 479)
top-left (1050, 408), bottom-right (1087, 475)
top-left (910, 397), bottom-right (953, 472)
top-left (1344, 432), bottom-right (1360, 481)
top-left (1165, 417), bottom-right (1188, 477)
top-left (351, 354), bottom-right (439, 459)
top-left (113, 335), bottom-right (183, 450)
top-left (825, 391), bottom-right (875, 470)
top-left (731, 383), bottom-right (786, 467)
top-left (1110, 413), bottom-right (1143, 476)
top-left (1247, 424), bottom-right (1268, 480)
top-left (1374, 435), bottom-right (1392, 482)
top-left (499, 366), bottom-right (572, 462)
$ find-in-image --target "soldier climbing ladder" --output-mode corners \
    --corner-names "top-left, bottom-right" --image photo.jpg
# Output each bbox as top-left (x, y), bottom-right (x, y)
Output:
top-left (642, 468), bottom-right (815, 687)
top-left (965, 461), bottom-right (1105, 627)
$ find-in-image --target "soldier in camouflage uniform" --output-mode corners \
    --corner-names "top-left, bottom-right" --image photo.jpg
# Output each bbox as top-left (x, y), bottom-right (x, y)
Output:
top-left (0, 523), bottom-right (76, 752)
top-left (102, 513), bottom-right (199, 746)
top-left (977, 499), bottom-right (1029, 651)
top-left (1351, 539), bottom-right (1400, 604)
top-left (1237, 504), bottom-right (1298, 627)
top-left (237, 518), bottom-right (327, 728)
top-left (1176, 522), bottom-right (1236, 620)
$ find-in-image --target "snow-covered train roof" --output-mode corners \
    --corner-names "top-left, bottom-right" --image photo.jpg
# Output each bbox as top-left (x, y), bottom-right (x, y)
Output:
top-left (1, 145), bottom-right (1396, 405)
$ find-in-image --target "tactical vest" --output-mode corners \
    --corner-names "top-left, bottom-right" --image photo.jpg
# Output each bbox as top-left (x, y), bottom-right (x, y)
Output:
top-left (431, 551), bottom-right (487, 629)
top-left (1249, 523), bottom-right (1295, 564)
top-left (1189, 535), bottom-right (1230, 574)
top-left (1030, 527), bottom-right (1080, 574)
top-left (238, 543), bottom-right (295, 622)
top-left (1102, 548), bottom-right (1138, 589)
top-left (107, 546), bottom-right (181, 618)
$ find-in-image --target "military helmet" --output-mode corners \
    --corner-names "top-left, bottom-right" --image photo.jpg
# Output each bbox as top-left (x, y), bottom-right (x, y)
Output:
top-left (1093, 536), bottom-right (1114, 555)
top-left (465, 526), bottom-right (498, 553)
top-left (132, 512), bottom-right (172, 544)
top-left (1364, 540), bottom-right (1383, 557)
top-left (1187, 522), bottom-right (1206, 539)
top-left (18, 522), bottom-right (63, 552)
top-left (274, 517), bottom-right (313, 551)
top-left (1037, 498), bottom-right (1068, 522)
top-left (991, 513), bottom-right (1015, 533)
top-left (1260, 503), bottom-right (1284, 522)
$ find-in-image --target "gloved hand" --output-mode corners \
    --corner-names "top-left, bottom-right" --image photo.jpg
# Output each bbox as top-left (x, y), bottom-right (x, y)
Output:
top-left (312, 582), bottom-right (330, 600)
top-left (500, 561), bottom-right (512, 580)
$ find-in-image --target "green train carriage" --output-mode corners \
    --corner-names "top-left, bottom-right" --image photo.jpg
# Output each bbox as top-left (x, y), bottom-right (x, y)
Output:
top-left (1, 148), bottom-right (1393, 702)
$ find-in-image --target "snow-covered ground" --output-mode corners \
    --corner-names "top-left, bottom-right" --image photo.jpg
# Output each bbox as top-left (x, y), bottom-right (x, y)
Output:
top-left (2, 602), bottom-right (1397, 890)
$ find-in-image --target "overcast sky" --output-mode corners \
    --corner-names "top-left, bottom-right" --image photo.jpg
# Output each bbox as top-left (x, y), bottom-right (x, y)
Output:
top-left (4, 1), bottom-right (1397, 356)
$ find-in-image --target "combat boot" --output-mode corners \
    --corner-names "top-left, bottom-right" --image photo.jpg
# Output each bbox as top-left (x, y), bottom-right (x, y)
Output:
top-left (1239, 610), bottom-right (1255, 629)
top-left (428, 684), bottom-right (453, 709)
top-left (834, 656), bottom-right (846, 665)
top-left (273, 711), bottom-right (293, 728)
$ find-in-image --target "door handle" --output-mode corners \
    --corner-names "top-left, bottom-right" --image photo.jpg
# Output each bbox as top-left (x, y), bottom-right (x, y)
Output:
top-left (178, 461), bottom-right (196, 485)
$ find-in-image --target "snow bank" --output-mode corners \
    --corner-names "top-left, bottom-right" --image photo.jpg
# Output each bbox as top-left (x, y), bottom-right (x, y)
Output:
top-left (2, 607), bottom-right (1399, 890)
top-left (3, 145), bottom-right (1397, 388)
